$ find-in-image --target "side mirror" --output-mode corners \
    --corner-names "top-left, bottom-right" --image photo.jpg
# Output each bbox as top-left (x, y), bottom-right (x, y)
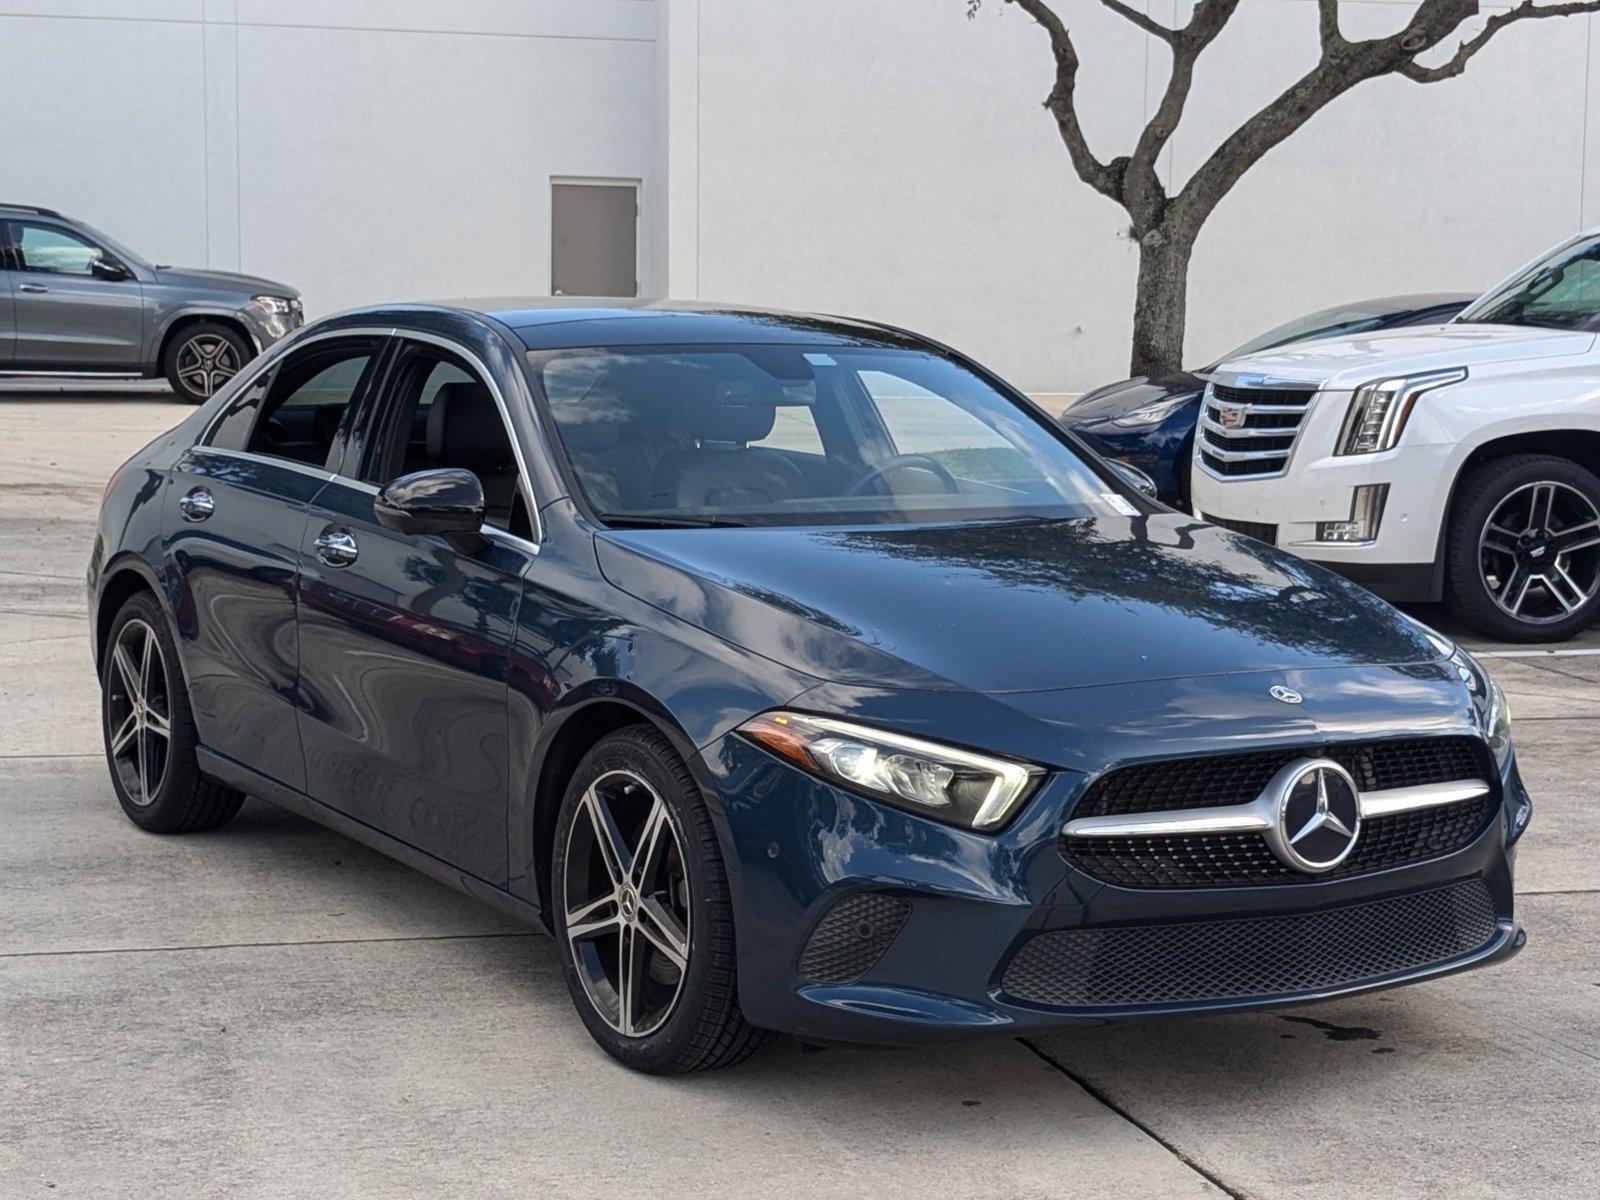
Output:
top-left (90, 257), bottom-right (130, 282)
top-left (1106, 458), bottom-right (1159, 500)
top-left (374, 468), bottom-right (487, 547)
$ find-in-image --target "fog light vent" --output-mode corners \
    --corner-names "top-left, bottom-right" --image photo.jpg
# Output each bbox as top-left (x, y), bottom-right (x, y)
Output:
top-left (798, 893), bottom-right (911, 984)
top-left (1317, 484), bottom-right (1389, 543)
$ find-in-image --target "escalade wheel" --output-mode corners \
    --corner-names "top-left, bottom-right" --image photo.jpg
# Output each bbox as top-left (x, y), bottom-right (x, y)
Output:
top-left (101, 592), bottom-right (245, 832)
top-left (552, 725), bottom-right (770, 1073)
top-left (1445, 454), bottom-right (1600, 642)
top-left (164, 322), bottom-right (252, 404)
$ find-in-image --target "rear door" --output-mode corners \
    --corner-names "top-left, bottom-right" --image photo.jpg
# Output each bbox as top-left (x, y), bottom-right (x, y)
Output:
top-left (7, 220), bottom-right (144, 368)
top-left (164, 334), bottom-right (386, 790)
top-left (295, 334), bottom-right (536, 882)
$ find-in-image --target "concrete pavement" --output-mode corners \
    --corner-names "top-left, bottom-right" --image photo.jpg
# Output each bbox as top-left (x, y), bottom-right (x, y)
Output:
top-left (2, 393), bottom-right (1596, 1198)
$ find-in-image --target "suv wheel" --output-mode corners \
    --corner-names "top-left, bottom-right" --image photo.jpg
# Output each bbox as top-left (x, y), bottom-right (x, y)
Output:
top-left (1445, 454), bottom-right (1600, 642)
top-left (552, 725), bottom-right (771, 1073)
top-left (164, 322), bottom-right (252, 404)
top-left (101, 591), bottom-right (245, 831)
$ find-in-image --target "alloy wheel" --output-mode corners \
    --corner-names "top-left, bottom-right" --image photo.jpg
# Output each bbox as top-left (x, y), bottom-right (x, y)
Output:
top-left (562, 769), bottom-right (692, 1038)
top-left (175, 334), bottom-right (241, 398)
top-left (105, 619), bottom-right (173, 806)
top-left (1478, 480), bottom-right (1600, 624)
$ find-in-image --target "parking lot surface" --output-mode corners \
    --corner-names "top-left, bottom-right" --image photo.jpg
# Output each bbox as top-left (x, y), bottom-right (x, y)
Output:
top-left (3, 392), bottom-right (1596, 1198)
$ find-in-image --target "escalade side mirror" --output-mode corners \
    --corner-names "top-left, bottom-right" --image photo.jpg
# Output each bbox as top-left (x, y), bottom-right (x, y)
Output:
top-left (90, 257), bottom-right (130, 282)
top-left (374, 468), bottom-right (487, 549)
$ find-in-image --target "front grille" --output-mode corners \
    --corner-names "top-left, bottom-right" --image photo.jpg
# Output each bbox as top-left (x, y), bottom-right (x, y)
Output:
top-left (1063, 738), bottom-right (1495, 888)
top-left (1000, 879), bottom-right (1498, 1008)
top-left (1197, 380), bottom-right (1320, 478)
top-left (798, 893), bottom-right (911, 984)
top-left (1203, 512), bottom-right (1278, 544)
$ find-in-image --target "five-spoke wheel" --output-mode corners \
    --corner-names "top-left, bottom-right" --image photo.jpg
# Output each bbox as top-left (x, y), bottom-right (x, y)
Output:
top-left (163, 322), bottom-right (253, 404)
top-left (104, 618), bottom-right (173, 807)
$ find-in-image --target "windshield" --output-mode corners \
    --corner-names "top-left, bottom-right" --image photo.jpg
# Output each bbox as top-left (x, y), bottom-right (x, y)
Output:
top-left (529, 344), bottom-right (1138, 528)
top-left (74, 220), bottom-right (151, 270)
top-left (1209, 304), bottom-right (1398, 368)
top-left (1458, 234), bottom-right (1600, 331)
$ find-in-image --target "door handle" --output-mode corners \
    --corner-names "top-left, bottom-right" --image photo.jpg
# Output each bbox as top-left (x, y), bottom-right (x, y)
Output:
top-left (178, 487), bottom-right (215, 522)
top-left (18, 283), bottom-right (48, 294)
top-left (314, 527), bottom-right (359, 567)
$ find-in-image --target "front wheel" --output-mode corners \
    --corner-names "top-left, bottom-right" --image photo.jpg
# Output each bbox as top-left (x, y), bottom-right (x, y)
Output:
top-left (1444, 454), bottom-right (1600, 642)
top-left (551, 725), bottom-right (770, 1073)
top-left (163, 321), bottom-right (252, 404)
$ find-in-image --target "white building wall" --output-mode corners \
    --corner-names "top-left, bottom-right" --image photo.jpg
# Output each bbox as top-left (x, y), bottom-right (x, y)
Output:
top-left (665, 0), bottom-right (1600, 395)
top-left (0, 0), bottom-right (661, 314)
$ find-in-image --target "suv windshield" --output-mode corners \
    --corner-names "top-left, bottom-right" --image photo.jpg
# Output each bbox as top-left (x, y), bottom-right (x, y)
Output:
top-left (529, 344), bottom-right (1136, 527)
top-left (1458, 234), bottom-right (1600, 331)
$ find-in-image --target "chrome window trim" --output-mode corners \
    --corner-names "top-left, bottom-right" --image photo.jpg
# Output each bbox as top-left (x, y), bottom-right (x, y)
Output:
top-left (1063, 777), bottom-right (1491, 839)
top-left (187, 443), bottom-right (337, 484)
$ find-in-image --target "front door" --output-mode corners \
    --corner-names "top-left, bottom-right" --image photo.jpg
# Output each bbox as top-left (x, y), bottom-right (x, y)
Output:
top-left (7, 221), bottom-right (145, 368)
top-left (296, 337), bottom-right (536, 882)
top-left (164, 335), bottom-right (384, 790)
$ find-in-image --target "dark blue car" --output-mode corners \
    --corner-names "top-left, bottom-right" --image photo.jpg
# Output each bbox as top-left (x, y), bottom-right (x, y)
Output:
top-left (1067, 294), bottom-right (1473, 506)
top-left (90, 301), bottom-right (1527, 1073)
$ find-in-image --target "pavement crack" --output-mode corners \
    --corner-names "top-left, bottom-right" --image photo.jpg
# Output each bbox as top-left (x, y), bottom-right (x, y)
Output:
top-left (0, 930), bottom-right (540, 960)
top-left (1020, 1039), bottom-right (1247, 1199)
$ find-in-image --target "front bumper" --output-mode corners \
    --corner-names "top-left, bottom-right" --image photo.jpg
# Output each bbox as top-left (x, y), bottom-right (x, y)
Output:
top-left (701, 733), bottom-right (1527, 1045)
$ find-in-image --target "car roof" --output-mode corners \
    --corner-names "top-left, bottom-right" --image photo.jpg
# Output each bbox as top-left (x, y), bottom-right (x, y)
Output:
top-left (432, 297), bottom-right (934, 351)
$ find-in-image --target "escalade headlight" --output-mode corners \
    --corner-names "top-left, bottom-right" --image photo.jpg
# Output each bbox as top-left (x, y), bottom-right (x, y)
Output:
top-left (740, 712), bottom-right (1043, 831)
top-left (1336, 368), bottom-right (1466, 455)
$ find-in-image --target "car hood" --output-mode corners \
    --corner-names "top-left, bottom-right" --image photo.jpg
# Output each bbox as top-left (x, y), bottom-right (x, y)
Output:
top-left (1065, 373), bottom-right (1204, 424)
top-left (594, 515), bottom-right (1444, 695)
top-left (1216, 323), bottom-right (1595, 389)
top-left (152, 267), bottom-right (299, 298)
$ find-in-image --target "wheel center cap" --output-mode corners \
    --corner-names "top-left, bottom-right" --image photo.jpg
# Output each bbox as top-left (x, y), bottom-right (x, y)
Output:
top-left (618, 888), bottom-right (639, 922)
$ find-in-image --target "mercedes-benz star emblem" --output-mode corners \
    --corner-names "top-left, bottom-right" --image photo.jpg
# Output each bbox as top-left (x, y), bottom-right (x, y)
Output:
top-left (1269, 685), bottom-right (1302, 705)
top-left (1263, 758), bottom-right (1362, 873)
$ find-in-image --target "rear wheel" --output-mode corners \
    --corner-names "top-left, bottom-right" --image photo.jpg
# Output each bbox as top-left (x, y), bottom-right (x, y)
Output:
top-left (163, 321), bottom-right (252, 404)
top-left (1445, 454), bottom-right (1600, 642)
top-left (101, 591), bottom-right (244, 832)
top-left (552, 725), bottom-right (770, 1073)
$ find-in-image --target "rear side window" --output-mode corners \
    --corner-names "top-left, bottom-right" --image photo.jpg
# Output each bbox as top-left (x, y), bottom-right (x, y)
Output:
top-left (205, 338), bottom-right (380, 470)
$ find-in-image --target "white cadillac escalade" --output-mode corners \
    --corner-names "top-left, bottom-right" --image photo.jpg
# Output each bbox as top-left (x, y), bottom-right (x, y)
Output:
top-left (1192, 228), bottom-right (1600, 642)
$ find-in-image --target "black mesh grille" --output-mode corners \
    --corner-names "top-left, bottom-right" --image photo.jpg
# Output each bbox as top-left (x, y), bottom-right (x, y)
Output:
top-left (1063, 738), bottom-right (1494, 888)
top-left (1073, 738), bottom-right (1486, 819)
top-left (1203, 513), bottom-right (1278, 544)
top-left (1001, 880), bottom-right (1498, 1008)
top-left (1065, 794), bottom-right (1497, 888)
top-left (798, 893), bottom-right (911, 985)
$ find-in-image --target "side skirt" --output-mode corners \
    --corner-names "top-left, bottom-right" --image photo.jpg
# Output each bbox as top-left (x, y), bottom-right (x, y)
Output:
top-left (197, 747), bottom-right (551, 933)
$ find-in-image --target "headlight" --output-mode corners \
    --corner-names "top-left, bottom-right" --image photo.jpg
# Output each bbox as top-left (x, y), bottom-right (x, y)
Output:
top-left (739, 712), bottom-right (1043, 831)
top-left (1451, 647), bottom-right (1513, 768)
top-left (1336, 368), bottom-right (1465, 455)
top-left (1110, 395), bottom-right (1191, 427)
top-left (251, 295), bottom-right (295, 315)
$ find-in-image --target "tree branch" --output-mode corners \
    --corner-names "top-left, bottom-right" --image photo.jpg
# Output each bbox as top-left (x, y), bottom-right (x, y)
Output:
top-left (1399, 0), bottom-right (1600, 82)
top-left (1008, 0), bottom-right (1123, 199)
top-left (1096, 0), bottom-right (1178, 43)
top-left (1317, 0), bottom-right (1343, 50)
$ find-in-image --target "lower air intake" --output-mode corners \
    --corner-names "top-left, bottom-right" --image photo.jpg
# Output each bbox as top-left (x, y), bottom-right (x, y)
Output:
top-left (1001, 880), bottom-right (1497, 1008)
top-left (798, 893), bottom-right (911, 985)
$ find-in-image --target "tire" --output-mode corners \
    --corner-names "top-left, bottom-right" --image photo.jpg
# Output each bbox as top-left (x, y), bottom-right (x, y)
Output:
top-left (101, 590), bottom-right (245, 833)
top-left (163, 321), bottom-right (253, 404)
top-left (552, 724), bottom-right (771, 1073)
top-left (1444, 453), bottom-right (1600, 642)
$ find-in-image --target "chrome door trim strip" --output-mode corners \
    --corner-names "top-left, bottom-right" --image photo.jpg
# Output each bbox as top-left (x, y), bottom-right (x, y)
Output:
top-left (1063, 778), bottom-right (1491, 839)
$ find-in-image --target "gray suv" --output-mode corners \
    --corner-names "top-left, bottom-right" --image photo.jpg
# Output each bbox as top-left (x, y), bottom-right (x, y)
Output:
top-left (0, 204), bottom-right (302, 403)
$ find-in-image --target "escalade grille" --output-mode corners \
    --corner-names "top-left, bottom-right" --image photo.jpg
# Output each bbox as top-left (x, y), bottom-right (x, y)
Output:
top-left (1001, 880), bottom-right (1498, 1007)
top-left (1062, 738), bottom-right (1497, 888)
top-left (1197, 380), bottom-right (1320, 479)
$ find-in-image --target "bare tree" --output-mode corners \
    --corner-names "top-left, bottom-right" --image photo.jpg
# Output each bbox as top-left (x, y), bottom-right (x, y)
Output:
top-left (971, 0), bottom-right (1600, 375)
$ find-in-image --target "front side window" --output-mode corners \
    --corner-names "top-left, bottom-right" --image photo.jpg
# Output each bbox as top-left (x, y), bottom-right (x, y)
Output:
top-left (529, 344), bottom-right (1134, 527)
top-left (1459, 234), bottom-right (1600, 332)
top-left (15, 223), bottom-right (103, 276)
top-left (207, 339), bottom-right (377, 470)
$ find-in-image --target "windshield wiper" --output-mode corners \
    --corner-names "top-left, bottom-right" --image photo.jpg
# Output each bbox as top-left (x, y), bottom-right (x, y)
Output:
top-left (596, 512), bottom-right (749, 529)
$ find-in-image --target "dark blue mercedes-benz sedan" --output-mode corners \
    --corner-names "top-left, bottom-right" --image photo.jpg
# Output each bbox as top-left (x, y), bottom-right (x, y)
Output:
top-left (89, 300), bottom-right (1530, 1073)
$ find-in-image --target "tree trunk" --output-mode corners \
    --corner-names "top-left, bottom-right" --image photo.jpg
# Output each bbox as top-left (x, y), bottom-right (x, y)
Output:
top-left (1129, 226), bottom-right (1194, 378)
